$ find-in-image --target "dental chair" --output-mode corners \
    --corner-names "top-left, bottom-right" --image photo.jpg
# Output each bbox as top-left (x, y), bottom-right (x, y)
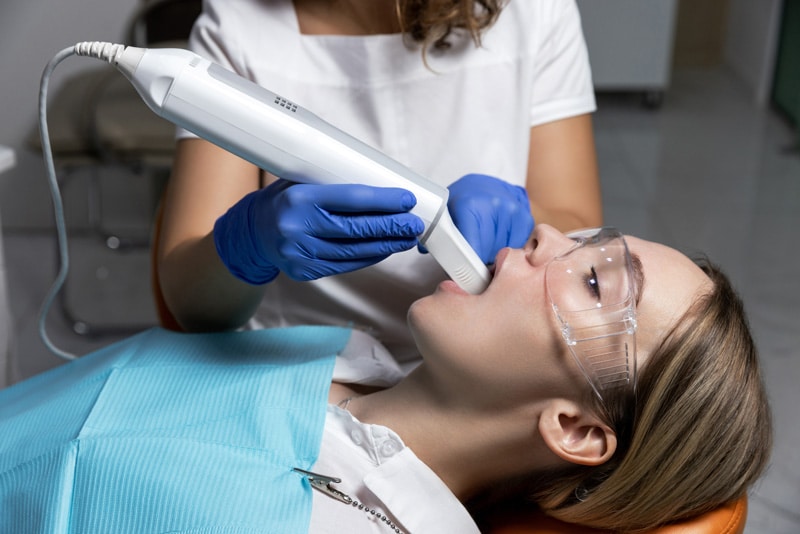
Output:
top-left (484, 498), bottom-right (747, 533)
top-left (149, 206), bottom-right (749, 534)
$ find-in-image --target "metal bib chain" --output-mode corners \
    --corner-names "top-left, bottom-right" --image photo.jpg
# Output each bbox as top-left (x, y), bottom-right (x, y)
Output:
top-left (293, 468), bottom-right (405, 534)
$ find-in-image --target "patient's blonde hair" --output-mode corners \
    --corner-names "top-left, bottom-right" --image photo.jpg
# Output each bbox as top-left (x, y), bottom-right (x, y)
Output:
top-left (532, 258), bottom-right (773, 531)
top-left (473, 259), bottom-right (772, 531)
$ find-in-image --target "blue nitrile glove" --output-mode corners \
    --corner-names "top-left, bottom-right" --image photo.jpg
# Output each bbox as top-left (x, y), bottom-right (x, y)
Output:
top-left (447, 174), bottom-right (535, 264)
top-left (214, 180), bottom-right (425, 284)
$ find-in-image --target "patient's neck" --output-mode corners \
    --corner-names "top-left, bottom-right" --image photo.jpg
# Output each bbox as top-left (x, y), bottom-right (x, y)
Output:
top-left (346, 367), bottom-right (555, 500)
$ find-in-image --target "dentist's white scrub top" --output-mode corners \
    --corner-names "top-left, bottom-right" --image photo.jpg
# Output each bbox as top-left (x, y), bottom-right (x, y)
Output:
top-left (179, 0), bottom-right (596, 366)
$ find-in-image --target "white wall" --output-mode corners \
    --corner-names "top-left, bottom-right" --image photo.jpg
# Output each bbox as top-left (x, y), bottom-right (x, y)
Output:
top-left (577, 0), bottom-right (678, 91)
top-left (0, 0), bottom-right (137, 229)
top-left (724, 0), bottom-right (785, 106)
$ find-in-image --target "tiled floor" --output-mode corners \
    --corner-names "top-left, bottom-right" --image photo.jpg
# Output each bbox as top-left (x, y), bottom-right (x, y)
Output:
top-left (2, 66), bottom-right (799, 533)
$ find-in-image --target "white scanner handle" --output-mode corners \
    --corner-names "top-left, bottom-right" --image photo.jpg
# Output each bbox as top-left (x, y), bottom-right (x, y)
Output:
top-left (115, 46), bottom-right (491, 294)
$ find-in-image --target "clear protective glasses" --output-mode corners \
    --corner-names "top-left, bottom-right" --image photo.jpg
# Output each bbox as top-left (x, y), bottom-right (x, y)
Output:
top-left (545, 227), bottom-right (638, 402)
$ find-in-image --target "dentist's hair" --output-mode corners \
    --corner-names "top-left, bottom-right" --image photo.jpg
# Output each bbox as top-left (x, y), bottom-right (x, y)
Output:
top-left (531, 258), bottom-right (773, 531)
top-left (397, 0), bottom-right (506, 52)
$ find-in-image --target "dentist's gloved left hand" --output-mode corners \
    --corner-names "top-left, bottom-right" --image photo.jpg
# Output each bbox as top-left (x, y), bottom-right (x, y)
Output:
top-left (447, 174), bottom-right (535, 264)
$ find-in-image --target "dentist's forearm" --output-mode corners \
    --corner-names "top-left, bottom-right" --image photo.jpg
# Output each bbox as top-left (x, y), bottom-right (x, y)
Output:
top-left (158, 232), bottom-right (266, 332)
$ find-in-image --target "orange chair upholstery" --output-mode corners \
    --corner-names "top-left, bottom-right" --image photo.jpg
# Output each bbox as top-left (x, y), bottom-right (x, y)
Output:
top-left (485, 497), bottom-right (747, 534)
top-left (149, 199), bottom-right (749, 534)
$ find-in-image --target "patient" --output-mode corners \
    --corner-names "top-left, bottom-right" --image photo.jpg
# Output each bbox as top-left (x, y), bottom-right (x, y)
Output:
top-left (0, 225), bottom-right (771, 533)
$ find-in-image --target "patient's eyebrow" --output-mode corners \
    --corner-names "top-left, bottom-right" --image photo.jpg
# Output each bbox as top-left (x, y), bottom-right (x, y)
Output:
top-left (630, 252), bottom-right (645, 306)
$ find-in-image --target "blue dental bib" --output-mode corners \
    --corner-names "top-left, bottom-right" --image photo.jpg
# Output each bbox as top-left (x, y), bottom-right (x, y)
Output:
top-left (0, 326), bottom-right (350, 533)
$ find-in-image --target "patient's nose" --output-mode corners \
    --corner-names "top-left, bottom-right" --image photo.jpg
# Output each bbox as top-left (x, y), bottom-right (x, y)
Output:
top-left (526, 224), bottom-right (576, 265)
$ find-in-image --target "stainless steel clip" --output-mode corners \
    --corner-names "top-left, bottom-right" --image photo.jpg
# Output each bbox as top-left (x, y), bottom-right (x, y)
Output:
top-left (292, 467), bottom-right (353, 504)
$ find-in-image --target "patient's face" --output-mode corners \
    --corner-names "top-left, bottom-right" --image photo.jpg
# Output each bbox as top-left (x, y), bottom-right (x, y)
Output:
top-left (407, 224), bottom-right (712, 403)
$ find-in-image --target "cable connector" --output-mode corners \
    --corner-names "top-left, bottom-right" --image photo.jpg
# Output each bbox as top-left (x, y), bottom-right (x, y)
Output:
top-left (74, 41), bottom-right (127, 64)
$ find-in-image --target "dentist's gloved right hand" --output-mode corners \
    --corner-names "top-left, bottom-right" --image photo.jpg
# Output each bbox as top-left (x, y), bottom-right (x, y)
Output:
top-left (214, 180), bottom-right (424, 284)
top-left (447, 173), bottom-right (535, 264)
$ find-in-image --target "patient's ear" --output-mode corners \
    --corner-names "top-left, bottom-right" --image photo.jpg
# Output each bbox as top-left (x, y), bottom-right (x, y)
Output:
top-left (538, 399), bottom-right (617, 466)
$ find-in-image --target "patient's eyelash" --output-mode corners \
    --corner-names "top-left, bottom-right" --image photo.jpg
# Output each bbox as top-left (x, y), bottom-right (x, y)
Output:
top-left (585, 266), bottom-right (601, 300)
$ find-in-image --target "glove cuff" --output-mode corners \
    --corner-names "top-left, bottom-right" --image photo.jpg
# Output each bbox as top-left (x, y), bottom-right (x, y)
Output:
top-left (213, 196), bottom-right (280, 285)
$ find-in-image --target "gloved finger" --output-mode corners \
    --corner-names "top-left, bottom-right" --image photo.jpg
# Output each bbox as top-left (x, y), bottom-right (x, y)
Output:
top-left (300, 212), bottom-right (425, 239)
top-left (479, 203), bottom-right (533, 262)
top-left (450, 201), bottom-right (495, 264)
top-left (447, 174), bottom-right (534, 263)
top-left (281, 234), bottom-right (419, 262)
top-left (489, 196), bottom-right (533, 254)
top-left (489, 210), bottom-right (513, 262)
top-left (291, 183), bottom-right (418, 214)
top-left (506, 185), bottom-right (535, 248)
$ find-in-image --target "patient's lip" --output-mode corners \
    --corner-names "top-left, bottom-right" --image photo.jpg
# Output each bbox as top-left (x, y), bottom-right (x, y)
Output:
top-left (438, 279), bottom-right (469, 295)
top-left (493, 248), bottom-right (511, 276)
